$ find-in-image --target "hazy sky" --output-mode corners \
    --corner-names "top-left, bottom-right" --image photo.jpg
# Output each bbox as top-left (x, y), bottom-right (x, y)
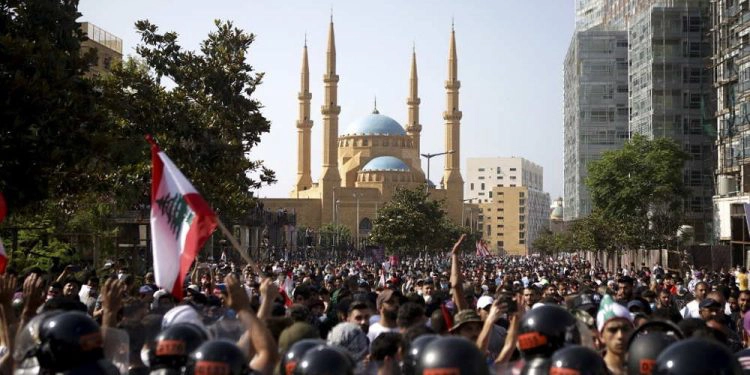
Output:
top-left (78, 1), bottom-right (575, 200)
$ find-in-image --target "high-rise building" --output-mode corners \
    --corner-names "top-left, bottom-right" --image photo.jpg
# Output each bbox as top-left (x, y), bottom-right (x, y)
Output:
top-left (80, 22), bottom-right (122, 76)
top-left (466, 157), bottom-right (550, 255)
top-left (628, 1), bottom-right (715, 242)
top-left (564, 29), bottom-right (630, 221)
top-left (712, 0), bottom-right (750, 256)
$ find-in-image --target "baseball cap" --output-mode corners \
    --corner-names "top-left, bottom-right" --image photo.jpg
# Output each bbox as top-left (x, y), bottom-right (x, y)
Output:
top-left (477, 295), bottom-right (494, 310)
top-left (699, 298), bottom-right (721, 309)
top-left (376, 289), bottom-right (400, 311)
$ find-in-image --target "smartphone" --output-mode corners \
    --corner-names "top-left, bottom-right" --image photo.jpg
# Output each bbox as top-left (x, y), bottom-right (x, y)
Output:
top-left (499, 293), bottom-right (518, 314)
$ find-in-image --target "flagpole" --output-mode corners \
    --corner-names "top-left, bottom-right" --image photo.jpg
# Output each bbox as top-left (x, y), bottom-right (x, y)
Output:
top-left (216, 219), bottom-right (261, 275)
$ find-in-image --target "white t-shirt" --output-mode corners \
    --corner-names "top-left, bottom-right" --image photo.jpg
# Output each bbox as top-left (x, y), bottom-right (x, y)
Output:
top-left (367, 321), bottom-right (400, 343)
top-left (681, 300), bottom-right (700, 318)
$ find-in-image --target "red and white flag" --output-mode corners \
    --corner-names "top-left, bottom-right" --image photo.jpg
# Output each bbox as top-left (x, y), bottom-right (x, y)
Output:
top-left (476, 239), bottom-right (490, 258)
top-left (148, 136), bottom-right (217, 299)
top-left (0, 192), bottom-right (7, 274)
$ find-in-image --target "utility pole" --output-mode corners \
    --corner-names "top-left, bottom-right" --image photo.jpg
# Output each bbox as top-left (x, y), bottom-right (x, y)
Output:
top-left (420, 150), bottom-right (454, 193)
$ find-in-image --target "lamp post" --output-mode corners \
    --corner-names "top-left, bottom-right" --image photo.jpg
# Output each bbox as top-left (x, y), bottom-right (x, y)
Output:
top-left (353, 193), bottom-right (363, 253)
top-left (420, 150), bottom-right (454, 192)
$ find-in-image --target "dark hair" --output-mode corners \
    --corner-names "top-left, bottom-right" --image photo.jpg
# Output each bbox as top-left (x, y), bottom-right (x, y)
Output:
top-left (370, 332), bottom-right (403, 361)
top-left (402, 324), bottom-right (435, 345)
top-left (293, 285), bottom-right (312, 301)
top-left (397, 302), bottom-right (425, 329)
top-left (430, 308), bottom-right (449, 334)
top-left (348, 300), bottom-right (371, 315)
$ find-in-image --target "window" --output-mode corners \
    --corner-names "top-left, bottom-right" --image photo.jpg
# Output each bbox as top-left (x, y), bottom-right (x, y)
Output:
top-left (510, 176), bottom-right (517, 180)
top-left (478, 192), bottom-right (485, 196)
top-left (489, 191), bottom-right (493, 198)
top-left (497, 176), bottom-right (503, 179)
top-left (470, 183), bottom-right (474, 191)
top-left (498, 232), bottom-right (504, 236)
top-left (478, 176), bottom-right (485, 180)
top-left (510, 184), bottom-right (516, 187)
top-left (510, 168), bottom-right (517, 171)
top-left (519, 192), bottom-right (525, 198)
top-left (519, 239), bottom-right (525, 245)
top-left (497, 216), bottom-right (504, 220)
top-left (478, 168), bottom-right (485, 172)
top-left (519, 231), bottom-right (525, 238)
top-left (497, 241), bottom-right (504, 247)
top-left (519, 224), bottom-right (525, 231)
top-left (481, 183), bottom-right (485, 190)
top-left (519, 199), bottom-right (525, 205)
top-left (486, 225), bottom-right (492, 235)
top-left (519, 215), bottom-right (525, 222)
top-left (519, 207), bottom-right (525, 214)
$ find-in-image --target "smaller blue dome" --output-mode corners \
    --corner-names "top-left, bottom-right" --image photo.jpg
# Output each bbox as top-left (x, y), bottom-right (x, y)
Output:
top-left (344, 113), bottom-right (406, 136)
top-left (361, 156), bottom-right (411, 172)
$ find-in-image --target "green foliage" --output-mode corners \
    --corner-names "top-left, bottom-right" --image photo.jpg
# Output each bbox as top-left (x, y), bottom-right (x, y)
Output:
top-left (532, 228), bottom-right (570, 255)
top-left (369, 187), bottom-right (467, 255)
top-left (585, 134), bottom-right (688, 249)
top-left (0, 2), bottom-right (274, 270)
top-left (318, 223), bottom-right (351, 252)
top-left (96, 19), bottom-right (275, 221)
top-left (0, 0), bottom-right (105, 211)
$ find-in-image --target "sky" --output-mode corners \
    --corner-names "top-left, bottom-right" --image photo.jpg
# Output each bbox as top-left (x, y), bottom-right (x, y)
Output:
top-left (78, 1), bottom-right (575, 200)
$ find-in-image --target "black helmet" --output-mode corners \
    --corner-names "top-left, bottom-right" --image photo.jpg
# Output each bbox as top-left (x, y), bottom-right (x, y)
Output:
top-left (520, 357), bottom-right (550, 375)
top-left (185, 340), bottom-right (250, 375)
top-left (627, 332), bottom-right (679, 375)
top-left (417, 336), bottom-right (489, 375)
top-left (401, 334), bottom-right (439, 375)
top-left (293, 345), bottom-right (354, 375)
top-left (281, 339), bottom-right (326, 375)
top-left (36, 311), bottom-right (105, 372)
top-left (548, 345), bottom-right (608, 375)
top-left (150, 323), bottom-right (209, 370)
top-left (653, 338), bottom-right (742, 375)
top-left (518, 304), bottom-right (580, 359)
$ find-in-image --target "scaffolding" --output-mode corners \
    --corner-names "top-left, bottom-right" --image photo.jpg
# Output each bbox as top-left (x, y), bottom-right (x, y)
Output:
top-left (628, 1), bottom-right (716, 242)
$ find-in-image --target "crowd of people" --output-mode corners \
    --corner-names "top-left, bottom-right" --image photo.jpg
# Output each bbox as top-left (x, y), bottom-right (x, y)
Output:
top-left (0, 233), bottom-right (749, 374)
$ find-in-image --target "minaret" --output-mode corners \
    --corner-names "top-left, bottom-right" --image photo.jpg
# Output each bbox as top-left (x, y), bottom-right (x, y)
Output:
top-left (406, 46), bottom-right (422, 156)
top-left (320, 16), bottom-right (342, 223)
top-left (442, 24), bottom-right (464, 223)
top-left (295, 38), bottom-right (313, 192)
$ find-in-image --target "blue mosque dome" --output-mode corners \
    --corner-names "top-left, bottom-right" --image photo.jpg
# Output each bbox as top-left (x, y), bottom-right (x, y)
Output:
top-left (361, 156), bottom-right (411, 172)
top-left (343, 113), bottom-right (406, 136)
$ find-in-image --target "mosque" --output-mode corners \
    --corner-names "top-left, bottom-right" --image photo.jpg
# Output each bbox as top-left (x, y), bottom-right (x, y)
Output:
top-left (261, 19), bottom-right (467, 249)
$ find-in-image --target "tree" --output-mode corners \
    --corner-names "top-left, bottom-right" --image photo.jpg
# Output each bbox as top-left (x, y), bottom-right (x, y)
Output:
top-left (586, 134), bottom-right (688, 249)
top-left (95, 19), bottom-right (275, 220)
top-left (0, 0), bottom-right (105, 212)
top-left (318, 223), bottom-right (351, 255)
top-left (369, 187), bottom-right (452, 255)
top-left (0, 8), bottom-right (275, 270)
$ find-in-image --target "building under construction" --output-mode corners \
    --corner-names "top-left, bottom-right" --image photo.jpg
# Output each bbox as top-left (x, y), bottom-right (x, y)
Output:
top-left (628, 1), bottom-right (716, 242)
top-left (565, 0), bottom-right (716, 243)
top-left (712, 0), bottom-right (750, 264)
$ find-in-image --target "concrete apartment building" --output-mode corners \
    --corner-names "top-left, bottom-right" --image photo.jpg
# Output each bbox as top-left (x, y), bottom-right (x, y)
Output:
top-left (628, 1), bottom-right (716, 242)
top-left (712, 0), bottom-right (750, 263)
top-left (564, 28), bottom-right (630, 221)
top-left (465, 157), bottom-right (550, 255)
top-left (80, 22), bottom-right (122, 76)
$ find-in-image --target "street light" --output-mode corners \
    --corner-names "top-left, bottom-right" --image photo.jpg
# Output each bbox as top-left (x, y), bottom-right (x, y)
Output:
top-left (420, 150), bottom-right (454, 192)
top-left (353, 193), bottom-right (363, 254)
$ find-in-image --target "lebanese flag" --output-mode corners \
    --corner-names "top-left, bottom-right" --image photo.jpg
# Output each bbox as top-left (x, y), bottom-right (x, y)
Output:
top-left (0, 192), bottom-right (7, 274)
top-left (148, 136), bottom-right (217, 299)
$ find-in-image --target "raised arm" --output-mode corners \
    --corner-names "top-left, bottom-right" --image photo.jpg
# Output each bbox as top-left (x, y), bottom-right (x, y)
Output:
top-left (256, 278), bottom-right (279, 321)
top-left (225, 274), bottom-right (278, 375)
top-left (451, 234), bottom-right (468, 311)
